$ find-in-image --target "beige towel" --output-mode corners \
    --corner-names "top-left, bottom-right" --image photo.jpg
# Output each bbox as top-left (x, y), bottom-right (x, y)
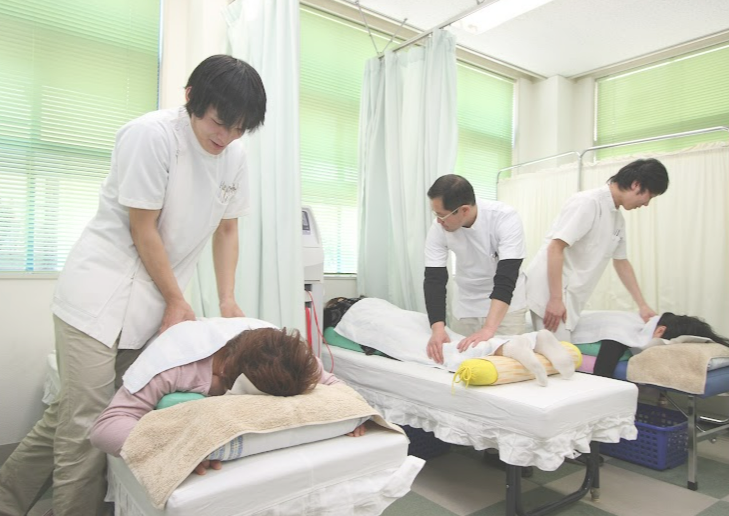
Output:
top-left (121, 383), bottom-right (401, 509)
top-left (627, 340), bottom-right (729, 394)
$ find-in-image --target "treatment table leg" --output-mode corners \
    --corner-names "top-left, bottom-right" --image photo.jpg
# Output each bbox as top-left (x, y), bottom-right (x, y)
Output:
top-left (687, 395), bottom-right (698, 491)
top-left (504, 442), bottom-right (601, 516)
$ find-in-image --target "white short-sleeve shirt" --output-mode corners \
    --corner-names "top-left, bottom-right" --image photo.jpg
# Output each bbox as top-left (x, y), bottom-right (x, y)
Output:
top-left (52, 107), bottom-right (250, 348)
top-left (525, 185), bottom-right (626, 330)
top-left (424, 199), bottom-right (527, 319)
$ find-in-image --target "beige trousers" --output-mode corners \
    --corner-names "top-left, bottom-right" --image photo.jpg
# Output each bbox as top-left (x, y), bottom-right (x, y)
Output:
top-left (0, 316), bottom-right (141, 516)
top-left (451, 307), bottom-right (528, 337)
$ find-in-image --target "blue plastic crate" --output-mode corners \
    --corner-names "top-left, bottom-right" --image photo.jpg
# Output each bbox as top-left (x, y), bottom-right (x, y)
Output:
top-left (602, 403), bottom-right (688, 470)
top-left (401, 425), bottom-right (451, 460)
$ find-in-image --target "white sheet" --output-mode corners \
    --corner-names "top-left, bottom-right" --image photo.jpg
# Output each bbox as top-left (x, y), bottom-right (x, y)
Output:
top-left (322, 346), bottom-right (638, 471)
top-left (106, 423), bottom-right (424, 516)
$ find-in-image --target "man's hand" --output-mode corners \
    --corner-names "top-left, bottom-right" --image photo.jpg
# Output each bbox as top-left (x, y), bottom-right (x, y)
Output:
top-left (346, 423), bottom-right (367, 437)
top-left (638, 304), bottom-right (657, 322)
top-left (158, 299), bottom-right (196, 335)
top-left (427, 327), bottom-right (450, 364)
top-left (543, 298), bottom-right (567, 332)
top-left (193, 459), bottom-right (222, 475)
top-left (220, 299), bottom-right (245, 318)
top-left (457, 327), bottom-right (496, 352)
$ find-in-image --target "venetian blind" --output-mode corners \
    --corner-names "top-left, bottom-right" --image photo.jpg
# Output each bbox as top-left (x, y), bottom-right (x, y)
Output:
top-left (596, 43), bottom-right (729, 159)
top-left (0, 0), bottom-right (160, 272)
top-left (454, 62), bottom-right (514, 200)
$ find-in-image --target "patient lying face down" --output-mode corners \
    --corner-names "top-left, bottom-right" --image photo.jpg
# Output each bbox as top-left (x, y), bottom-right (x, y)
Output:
top-left (326, 297), bottom-right (576, 386)
top-left (91, 326), bottom-right (365, 475)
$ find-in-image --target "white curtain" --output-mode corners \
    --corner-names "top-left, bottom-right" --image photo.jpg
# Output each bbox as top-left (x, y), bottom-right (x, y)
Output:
top-left (190, 0), bottom-right (304, 332)
top-left (499, 142), bottom-right (729, 337)
top-left (498, 163), bottom-right (579, 265)
top-left (358, 29), bottom-right (458, 311)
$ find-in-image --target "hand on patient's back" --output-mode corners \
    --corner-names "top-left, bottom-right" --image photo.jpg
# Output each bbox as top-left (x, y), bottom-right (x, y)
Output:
top-left (427, 330), bottom-right (450, 364)
top-left (220, 299), bottom-right (245, 318)
top-left (543, 299), bottom-right (567, 332)
top-left (193, 459), bottom-right (222, 475)
top-left (347, 423), bottom-right (367, 437)
top-left (457, 328), bottom-right (495, 352)
top-left (158, 299), bottom-right (197, 335)
top-left (639, 304), bottom-right (656, 322)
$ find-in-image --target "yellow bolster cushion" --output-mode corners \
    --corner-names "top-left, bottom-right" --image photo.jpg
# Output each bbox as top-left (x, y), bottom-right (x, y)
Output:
top-left (452, 342), bottom-right (582, 387)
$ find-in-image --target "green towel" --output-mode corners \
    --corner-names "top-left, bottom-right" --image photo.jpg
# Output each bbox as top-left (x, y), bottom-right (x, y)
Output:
top-left (323, 327), bottom-right (385, 356)
top-left (575, 342), bottom-right (631, 361)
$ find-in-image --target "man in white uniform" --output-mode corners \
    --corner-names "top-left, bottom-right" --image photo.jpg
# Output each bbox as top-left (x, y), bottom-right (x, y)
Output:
top-left (424, 174), bottom-right (528, 364)
top-left (525, 158), bottom-right (669, 341)
top-left (0, 55), bottom-right (267, 516)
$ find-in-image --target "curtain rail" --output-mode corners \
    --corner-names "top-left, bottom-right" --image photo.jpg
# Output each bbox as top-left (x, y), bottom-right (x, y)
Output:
top-left (380, 0), bottom-right (500, 57)
top-left (498, 126), bottom-right (729, 194)
top-left (577, 126), bottom-right (729, 189)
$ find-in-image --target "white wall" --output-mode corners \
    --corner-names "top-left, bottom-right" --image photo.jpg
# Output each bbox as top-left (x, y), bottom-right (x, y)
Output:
top-left (0, 278), bottom-right (56, 444)
top-left (514, 75), bottom-right (595, 165)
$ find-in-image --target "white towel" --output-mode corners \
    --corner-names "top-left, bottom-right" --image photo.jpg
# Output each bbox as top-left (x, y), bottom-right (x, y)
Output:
top-left (334, 298), bottom-right (513, 371)
top-left (571, 311), bottom-right (660, 350)
top-left (123, 317), bottom-right (276, 394)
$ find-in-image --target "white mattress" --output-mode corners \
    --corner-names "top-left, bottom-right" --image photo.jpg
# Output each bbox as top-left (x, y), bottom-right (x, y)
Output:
top-left (107, 423), bottom-right (424, 516)
top-left (322, 346), bottom-right (638, 471)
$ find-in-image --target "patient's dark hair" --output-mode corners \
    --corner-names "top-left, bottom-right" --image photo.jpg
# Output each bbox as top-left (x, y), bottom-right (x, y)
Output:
top-left (657, 313), bottom-right (729, 346)
top-left (427, 174), bottom-right (476, 211)
top-left (217, 328), bottom-right (320, 396)
top-left (608, 158), bottom-right (669, 195)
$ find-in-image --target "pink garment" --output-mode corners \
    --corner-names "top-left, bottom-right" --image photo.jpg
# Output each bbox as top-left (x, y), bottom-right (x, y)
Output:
top-left (90, 356), bottom-right (339, 456)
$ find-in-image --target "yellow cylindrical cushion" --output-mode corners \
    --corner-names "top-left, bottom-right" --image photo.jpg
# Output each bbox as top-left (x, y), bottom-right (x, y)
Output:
top-left (452, 341), bottom-right (582, 387)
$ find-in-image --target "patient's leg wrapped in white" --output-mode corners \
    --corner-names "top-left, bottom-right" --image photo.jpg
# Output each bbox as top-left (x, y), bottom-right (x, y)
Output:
top-left (500, 335), bottom-right (548, 386)
top-left (534, 329), bottom-right (575, 379)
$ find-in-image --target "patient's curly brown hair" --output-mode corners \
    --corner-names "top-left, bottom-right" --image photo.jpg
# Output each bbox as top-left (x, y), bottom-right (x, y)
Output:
top-left (217, 328), bottom-right (321, 396)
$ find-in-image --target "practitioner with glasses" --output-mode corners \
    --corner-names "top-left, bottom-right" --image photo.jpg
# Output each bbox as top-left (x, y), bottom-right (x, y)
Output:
top-left (424, 174), bottom-right (528, 364)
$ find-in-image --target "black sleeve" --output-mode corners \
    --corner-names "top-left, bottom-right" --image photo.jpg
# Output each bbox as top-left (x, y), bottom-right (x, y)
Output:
top-left (424, 267), bottom-right (448, 326)
top-left (489, 258), bottom-right (523, 305)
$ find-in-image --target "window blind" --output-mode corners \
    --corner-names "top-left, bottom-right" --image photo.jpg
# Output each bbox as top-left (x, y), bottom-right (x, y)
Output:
top-left (301, 6), bottom-right (515, 273)
top-left (0, 0), bottom-right (160, 272)
top-left (454, 62), bottom-right (514, 200)
top-left (596, 43), bottom-right (729, 159)
top-left (300, 7), bottom-right (392, 274)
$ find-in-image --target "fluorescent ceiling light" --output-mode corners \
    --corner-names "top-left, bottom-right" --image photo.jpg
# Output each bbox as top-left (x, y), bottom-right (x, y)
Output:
top-left (453, 0), bottom-right (556, 35)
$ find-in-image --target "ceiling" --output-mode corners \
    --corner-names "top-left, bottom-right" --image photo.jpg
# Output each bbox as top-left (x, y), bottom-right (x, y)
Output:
top-left (352, 0), bottom-right (729, 78)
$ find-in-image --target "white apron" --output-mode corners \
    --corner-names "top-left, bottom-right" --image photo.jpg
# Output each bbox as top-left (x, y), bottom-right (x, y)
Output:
top-left (119, 118), bottom-right (233, 349)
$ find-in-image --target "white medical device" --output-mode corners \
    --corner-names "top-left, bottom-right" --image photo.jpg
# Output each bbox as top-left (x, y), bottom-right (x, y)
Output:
top-left (302, 206), bottom-right (324, 352)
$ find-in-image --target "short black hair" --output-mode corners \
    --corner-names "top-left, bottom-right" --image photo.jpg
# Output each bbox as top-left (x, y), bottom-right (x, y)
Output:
top-left (427, 174), bottom-right (476, 211)
top-left (185, 54), bottom-right (266, 134)
top-left (608, 158), bottom-right (669, 195)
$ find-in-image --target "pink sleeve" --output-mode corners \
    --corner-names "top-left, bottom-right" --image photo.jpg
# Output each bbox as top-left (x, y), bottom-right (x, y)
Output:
top-left (90, 361), bottom-right (210, 456)
top-left (316, 356), bottom-right (343, 386)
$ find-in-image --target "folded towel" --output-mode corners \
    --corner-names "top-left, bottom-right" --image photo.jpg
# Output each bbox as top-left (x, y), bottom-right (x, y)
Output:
top-left (120, 383), bottom-right (401, 509)
top-left (627, 339), bottom-right (729, 394)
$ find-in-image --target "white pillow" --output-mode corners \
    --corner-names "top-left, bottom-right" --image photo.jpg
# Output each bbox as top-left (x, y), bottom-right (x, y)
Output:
top-left (207, 417), bottom-right (369, 461)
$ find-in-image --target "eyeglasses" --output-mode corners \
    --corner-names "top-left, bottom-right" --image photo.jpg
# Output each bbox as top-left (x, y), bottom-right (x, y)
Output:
top-left (433, 207), bottom-right (459, 222)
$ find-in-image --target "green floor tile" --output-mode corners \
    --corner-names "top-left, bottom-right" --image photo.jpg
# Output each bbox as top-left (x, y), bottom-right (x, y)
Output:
top-left (608, 455), bottom-right (729, 499)
top-left (697, 500), bottom-right (729, 516)
top-left (382, 491), bottom-right (459, 516)
top-left (468, 487), bottom-right (614, 516)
